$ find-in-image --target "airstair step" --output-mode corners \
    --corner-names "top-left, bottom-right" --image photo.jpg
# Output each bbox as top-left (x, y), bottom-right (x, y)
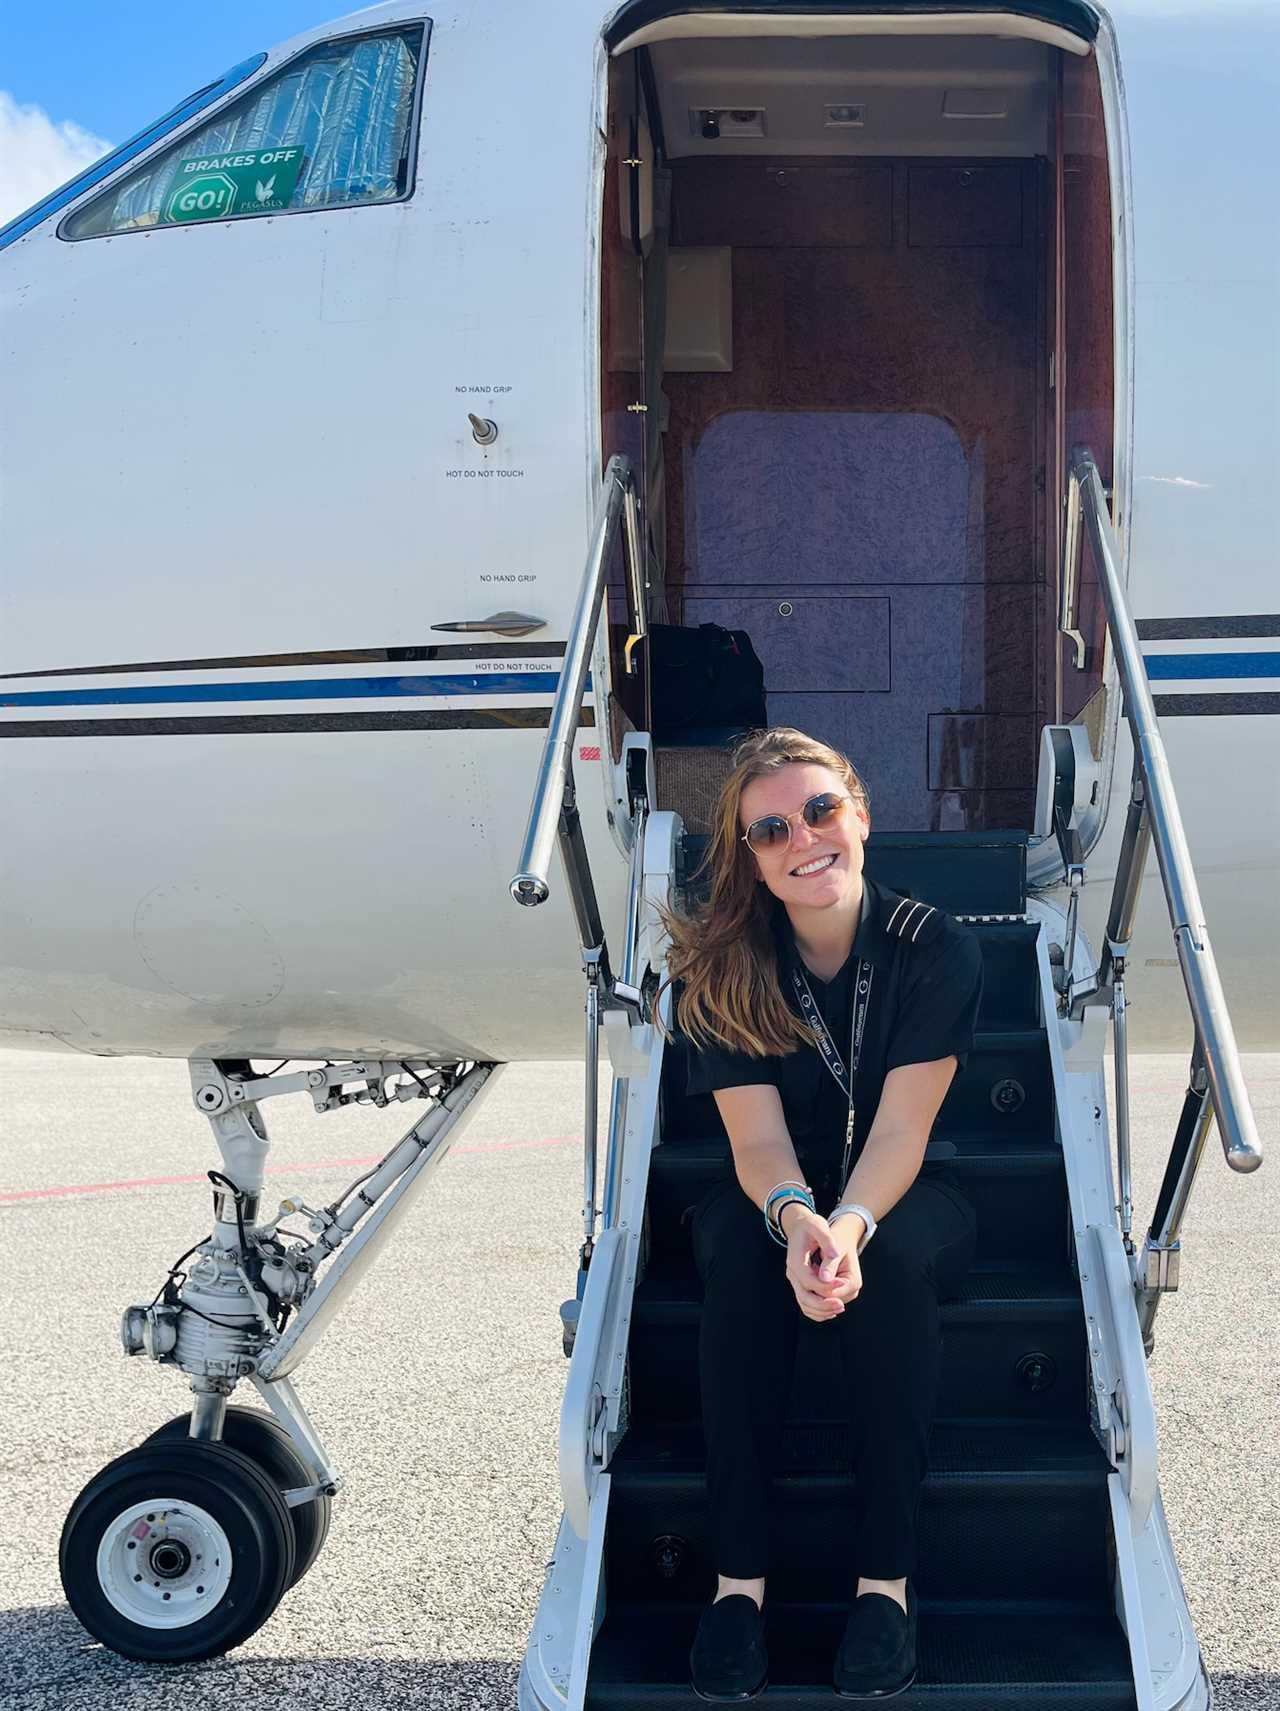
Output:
top-left (587, 1599), bottom-right (1137, 1710)
top-left (938, 1032), bottom-right (1053, 1136)
top-left (628, 1263), bottom-right (1085, 1425)
top-left (647, 1135), bottom-right (1068, 1267)
top-left (664, 1030), bottom-right (1054, 1147)
top-left (615, 1417), bottom-right (1106, 1479)
top-left (966, 920), bottom-right (1041, 1031)
top-left (606, 1420), bottom-right (1111, 1603)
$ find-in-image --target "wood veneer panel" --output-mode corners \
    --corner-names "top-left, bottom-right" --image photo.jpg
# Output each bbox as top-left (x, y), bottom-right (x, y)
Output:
top-left (659, 154), bottom-right (1045, 830)
top-left (671, 160), bottom-right (893, 248)
top-left (908, 164), bottom-right (1025, 247)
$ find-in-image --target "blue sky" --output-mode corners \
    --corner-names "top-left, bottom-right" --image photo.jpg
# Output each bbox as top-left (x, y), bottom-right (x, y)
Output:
top-left (5, 4), bottom-right (333, 140)
top-left (0, 2), bottom-right (343, 221)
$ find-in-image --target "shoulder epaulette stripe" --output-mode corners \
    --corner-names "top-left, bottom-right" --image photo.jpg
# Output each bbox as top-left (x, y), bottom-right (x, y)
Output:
top-left (885, 898), bottom-right (912, 935)
top-left (884, 898), bottom-right (939, 942)
top-left (899, 901), bottom-right (927, 940)
top-left (909, 904), bottom-right (937, 942)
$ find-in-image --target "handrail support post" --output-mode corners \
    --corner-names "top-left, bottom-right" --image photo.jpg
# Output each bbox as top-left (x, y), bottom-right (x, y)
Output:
top-left (581, 952), bottom-right (603, 1269)
top-left (1057, 859), bottom-right (1087, 1010)
top-left (1136, 1042), bottom-right (1212, 1350)
top-left (1096, 764), bottom-right (1151, 998)
top-left (1112, 963), bottom-right (1134, 1251)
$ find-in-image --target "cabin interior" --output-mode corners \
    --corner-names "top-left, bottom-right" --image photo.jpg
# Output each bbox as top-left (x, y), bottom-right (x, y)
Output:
top-left (601, 22), bottom-right (1115, 837)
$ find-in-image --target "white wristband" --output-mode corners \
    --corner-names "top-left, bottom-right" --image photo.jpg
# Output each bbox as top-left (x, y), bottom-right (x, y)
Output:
top-left (830, 1201), bottom-right (877, 1253)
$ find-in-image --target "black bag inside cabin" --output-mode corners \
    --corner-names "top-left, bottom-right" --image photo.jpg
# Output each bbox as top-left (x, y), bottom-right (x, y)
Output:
top-left (648, 623), bottom-right (768, 743)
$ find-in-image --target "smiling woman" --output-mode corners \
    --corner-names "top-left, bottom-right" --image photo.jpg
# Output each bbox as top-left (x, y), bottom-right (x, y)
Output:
top-left (661, 725), bottom-right (983, 1701)
top-left (663, 732), bottom-right (872, 1061)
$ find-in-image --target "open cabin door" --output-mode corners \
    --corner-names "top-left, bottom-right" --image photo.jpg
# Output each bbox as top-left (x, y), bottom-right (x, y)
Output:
top-left (599, 0), bottom-right (1125, 843)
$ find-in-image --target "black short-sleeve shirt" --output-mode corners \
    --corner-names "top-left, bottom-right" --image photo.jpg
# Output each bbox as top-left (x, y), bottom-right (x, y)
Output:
top-left (683, 878), bottom-right (983, 1180)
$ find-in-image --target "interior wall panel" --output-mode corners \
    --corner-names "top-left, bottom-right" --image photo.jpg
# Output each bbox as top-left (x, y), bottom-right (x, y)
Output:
top-left (661, 155), bottom-right (1047, 829)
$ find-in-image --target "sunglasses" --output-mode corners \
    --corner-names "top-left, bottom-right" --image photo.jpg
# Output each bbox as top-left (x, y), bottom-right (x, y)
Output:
top-left (740, 790), bottom-right (854, 853)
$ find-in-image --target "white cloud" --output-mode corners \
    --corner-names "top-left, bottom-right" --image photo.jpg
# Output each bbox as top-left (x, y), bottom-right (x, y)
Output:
top-left (1139, 475), bottom-right (1212, 490)
top-left (0, 91), bottom-right (110, 227)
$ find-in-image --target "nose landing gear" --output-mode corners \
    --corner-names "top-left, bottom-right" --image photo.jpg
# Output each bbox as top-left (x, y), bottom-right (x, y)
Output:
top-left (59, 1056), bottom-right (498, 1662)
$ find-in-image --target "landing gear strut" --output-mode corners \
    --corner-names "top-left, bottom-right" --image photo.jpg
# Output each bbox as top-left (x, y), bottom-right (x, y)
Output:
top-left (59, 1055), bottom-right (497, 1661)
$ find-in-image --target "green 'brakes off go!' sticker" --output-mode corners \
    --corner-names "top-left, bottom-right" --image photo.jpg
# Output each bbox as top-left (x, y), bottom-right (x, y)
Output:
top-left (162, 148), bottom-right (306, 224)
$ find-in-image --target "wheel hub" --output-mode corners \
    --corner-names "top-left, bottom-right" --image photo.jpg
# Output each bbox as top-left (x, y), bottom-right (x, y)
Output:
top-left (96, 1498), bottom-right (233, 1629)
top-left (149, 1538), bottom-right (192, 1579)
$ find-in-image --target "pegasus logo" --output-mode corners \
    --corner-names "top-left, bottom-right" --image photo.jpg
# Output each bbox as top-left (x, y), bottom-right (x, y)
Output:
top-left (254, 175), bottom-right (277, 203)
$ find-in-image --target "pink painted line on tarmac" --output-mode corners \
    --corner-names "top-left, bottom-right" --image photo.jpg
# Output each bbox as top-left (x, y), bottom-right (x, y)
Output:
top-left (0, 1133), bottom-right (577, 1204)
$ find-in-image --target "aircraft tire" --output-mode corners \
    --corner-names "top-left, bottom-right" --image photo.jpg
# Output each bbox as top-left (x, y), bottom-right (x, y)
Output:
top-left (147, 1406), bottom-right (332, 1587)
top-left (59, 1438), bottom-right (295, 1662)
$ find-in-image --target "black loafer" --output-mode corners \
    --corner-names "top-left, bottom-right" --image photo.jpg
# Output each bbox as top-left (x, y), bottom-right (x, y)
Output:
top-left (834, 1581), bottom-right (918, 1699)
top-left (690, 1593), bottom-right (768, 1702)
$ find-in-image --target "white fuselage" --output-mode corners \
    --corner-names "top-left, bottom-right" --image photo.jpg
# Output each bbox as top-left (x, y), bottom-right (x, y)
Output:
top-left (0, 0), bottom-right (1275, 1059)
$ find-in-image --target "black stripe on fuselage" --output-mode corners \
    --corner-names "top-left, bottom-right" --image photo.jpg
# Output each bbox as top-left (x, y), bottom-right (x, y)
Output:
top-left (1136, 615), bottom-right (1280, 641)
top-left (0, 708), bottom-right (594, 737)
top-left (1152, 693), bottom-right (1280, 717)
top-left (10, 622), bottom-right (1272, 676)
top-left (0, 642), bottom-right (567, 681)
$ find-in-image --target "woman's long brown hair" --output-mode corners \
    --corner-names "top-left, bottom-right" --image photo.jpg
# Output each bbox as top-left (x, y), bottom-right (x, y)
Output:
top-left (660, 727), bottom-right (869, 1057)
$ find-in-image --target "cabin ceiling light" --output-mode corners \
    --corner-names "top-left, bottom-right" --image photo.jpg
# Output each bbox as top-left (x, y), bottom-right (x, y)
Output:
top-left (942, 89), bottom-right (1009, 119)
top-left (825, 103), bottom-right (866, 127)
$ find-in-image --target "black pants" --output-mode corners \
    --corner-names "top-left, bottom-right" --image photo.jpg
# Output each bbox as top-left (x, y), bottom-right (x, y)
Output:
top-left (691, 1160), bottom-right (978, 1583)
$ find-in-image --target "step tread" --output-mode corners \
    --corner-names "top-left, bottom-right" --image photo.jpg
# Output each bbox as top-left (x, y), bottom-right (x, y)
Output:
top-left (955, 1027), bottom-right (1048, 1049)
top-left (612, 1418), bottom-right (1109, 1482)
top-left (589, 1600), bottom-right (1135, 1700)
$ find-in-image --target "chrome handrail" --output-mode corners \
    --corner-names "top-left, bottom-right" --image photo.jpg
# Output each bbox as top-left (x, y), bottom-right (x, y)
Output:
top-left (1065, 447), bottom-right (1262, 1181)
top-left (510, 455), bottom-right (642, 916)
top-left (509, 455), bottom-right (647, 1280)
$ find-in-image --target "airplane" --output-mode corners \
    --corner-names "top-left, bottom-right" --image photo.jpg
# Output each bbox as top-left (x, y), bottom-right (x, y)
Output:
top-left (0, 0), bottom-right (1272, 1703)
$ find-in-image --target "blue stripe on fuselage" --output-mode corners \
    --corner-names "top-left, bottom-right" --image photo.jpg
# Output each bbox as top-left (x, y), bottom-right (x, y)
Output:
top-left (1144, 652), bottom-right (1280, 681)
top-left (0, 672), bottom-right (573, 708)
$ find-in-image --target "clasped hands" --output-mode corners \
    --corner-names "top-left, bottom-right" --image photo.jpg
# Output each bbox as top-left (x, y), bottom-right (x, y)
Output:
top-left (780, 1203), bottom-right (864, 1322)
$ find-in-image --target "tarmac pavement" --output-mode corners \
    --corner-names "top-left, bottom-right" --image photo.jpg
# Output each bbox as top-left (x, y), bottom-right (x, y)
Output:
top-left (0, 1049), bottom-right (1275, 1709)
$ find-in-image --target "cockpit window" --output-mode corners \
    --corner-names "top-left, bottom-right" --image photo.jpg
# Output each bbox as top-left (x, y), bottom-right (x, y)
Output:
top-left (63, 24), bottom-right (427, 240)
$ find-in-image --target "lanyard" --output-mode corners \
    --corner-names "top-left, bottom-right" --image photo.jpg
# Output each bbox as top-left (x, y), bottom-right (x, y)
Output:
top-left (790, 959), bottom-right (875, 1184)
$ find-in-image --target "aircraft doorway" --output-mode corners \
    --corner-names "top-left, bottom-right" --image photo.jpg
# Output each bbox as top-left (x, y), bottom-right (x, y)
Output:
top-left (598, 6), bottom-right (1120, 836)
